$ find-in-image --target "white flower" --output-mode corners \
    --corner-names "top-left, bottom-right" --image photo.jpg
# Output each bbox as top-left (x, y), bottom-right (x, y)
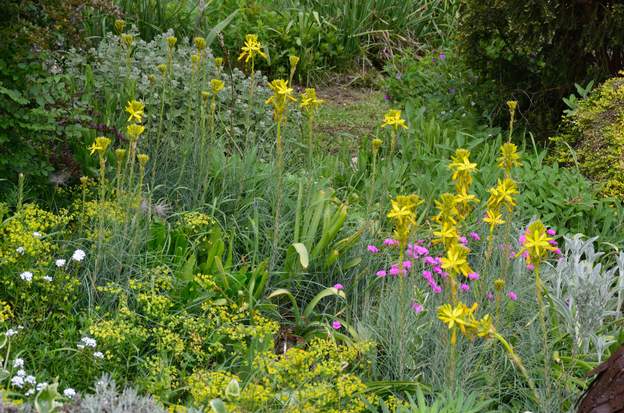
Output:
top-left (20, 271), bottom-right (33, 282)
top-left (43, 276), bottom-right (53, 282)
top-left (79, 336), bottom-right (96, 348)
top-left (71, 249), bottom-right (86, 262)
top-left (93, 351), bottom-right (104, 359)
top-left (11, 376), bottom-right (24, 388)
top-left (16, 247), bottom-right (25, 254)
top-left (63, 388), bottom-right (76, 398)
top-left (25, 389), bottom-right (34, 396)
top-left (32, 231), bottom-right (42, 238)
top-left (6, 329), bottom-right (18, 337)
top-left (24, 375), bottom-right (36, 385)
top-left (77, 344), bottom-right (85, 350)
top-left (13, 358), bottom-right (24, 369)
top-left (16, 369), bottom-right (26, 377)
top-left (55, 259), bottom-right (66, 268)
top-left (36, 382), bottom-right (49, 391)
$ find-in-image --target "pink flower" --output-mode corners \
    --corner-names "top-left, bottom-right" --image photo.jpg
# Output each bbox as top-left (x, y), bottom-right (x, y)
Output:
top-left (554, 248), bottom-right (561, 255)
top-left (414, 246), bottom-right (429, 256)
top-left (424, 256), bottom-right (436, 266)
top-left (333, 283), bottom-right (344, 290)
top-left (432, 285), bottom-right (443, 294)
top-left (547, 228), bottom-right (556, 236)
top-left (433, 266), bottom-right (443, 274)
top-left (507, 291), bottom-right (518, 301)
top-left (331, 321), bottom-right (342, 330)
top-left (548, 239), bottom-right (558, 246)
top-left (402, 260), bottom-right (412, 270)
top-left (469, 232), bottom-right (481, 241)
top-left (389, 266), bottom-right (400, 276)
top-left (460, 283), bottom-right (470, 292)
top-left (367, 245), bottom-right (379, 253)
top-left (376, 270), bottom-right (387, 277)
top-left (519, 234), bottom-right (526, 244)
top-left (383, 238), bottom-right (399, 247)
top-left (486, 291), bottom-right (494, 301)
top-left (527, 263), bottom-right (535, 271)
top-left (411, 302), bottom-right (424, 313)
top-left (521, 250), bottom-right (529, 259)
top-left (468, 272), bottom-right (480, 281)
top-left (422, 270), bottom-right (433, 281)
top-left (458, 236), bottom-right (468, 246)
top-left (508, 250), bottom-right (516, 259)
top-left (440, 271), bottom-right (448, 279)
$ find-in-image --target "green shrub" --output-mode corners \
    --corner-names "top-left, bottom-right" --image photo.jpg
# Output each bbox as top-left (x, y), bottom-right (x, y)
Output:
top-left (458, 0), bottom-right (624, 135)
top-left (550, 73), bottom-right (624, 198)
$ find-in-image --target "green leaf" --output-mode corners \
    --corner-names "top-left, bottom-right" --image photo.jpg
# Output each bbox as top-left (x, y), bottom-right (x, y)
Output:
top-left (292, 242), bottom-right (309, 269)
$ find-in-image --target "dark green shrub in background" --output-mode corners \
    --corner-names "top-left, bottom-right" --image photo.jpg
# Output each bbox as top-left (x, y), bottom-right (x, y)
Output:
top-left (458, 0), bottom-right (624, 137)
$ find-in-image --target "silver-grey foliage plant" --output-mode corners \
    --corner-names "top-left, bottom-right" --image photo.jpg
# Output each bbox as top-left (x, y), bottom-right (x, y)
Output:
top-left (544, 234), bottom-right (624, 360)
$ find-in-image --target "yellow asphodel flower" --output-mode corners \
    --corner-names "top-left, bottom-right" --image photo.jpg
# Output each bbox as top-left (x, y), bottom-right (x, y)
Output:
top-left (127, 124), bottom-right (145, 140)
top-left (89, 136), bottom-right (112, 156)
top-left (433, 193), bottom-right (459, 225)
top-left (483, 208), bottom-right (505, 227)
top-left (125, 100), bottom-right (145, 123)
top-left (137, 153), bottom-right (149, 168)
top-left (440, 242), bottom-right (468, 275)
top-left (438, 304), bottom-right (467, 331)
top-left (498, 142), bottom-right (522, 172)
top-left (238, 34), bottom-right (268, 63)
top-left (449, 149), bottom-right (477, 179)
top-left (121, 34), bottom-right (133, 48)
top-left (487, 178), bottom-right (518, 211)
top-left (166, 36), bottom-right (177, 49)
top-left (194, 37), bottom-right (207, 51)
top-left (300, 88), bottom-right (325, 113)
top-left (210, 79), bottom-right (224, 94)
top-left (433, 221), bottom-right (459, 247)
top-left (381, 109), bottom-right (408, 130)
top-left (517, 220), bottom-right (556, 265)
top-left (265, 79), bottom-right (296, 122)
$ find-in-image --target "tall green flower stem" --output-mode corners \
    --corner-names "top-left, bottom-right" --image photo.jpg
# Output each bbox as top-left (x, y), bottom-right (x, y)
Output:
top-left (366, 141), bottom-right (381, 215)
top-left (175, 56), bottom-right (199, 189)
top-left (270, 120), bottom-right (285, 271)
top-left (494, 332), bottom-right (540, 403)
top-left (535, 265), bottom-right (551, 398)
top-left (151, 67), bottom-right (169, 190)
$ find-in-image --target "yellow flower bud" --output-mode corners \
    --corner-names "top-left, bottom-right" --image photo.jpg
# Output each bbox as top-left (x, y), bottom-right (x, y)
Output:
top-left (157, 64), bottom-right (167, 75)
top-left (201, 91), bottom-right (210, 101)
top-left (506, 100), bottom-right (518, 113)
top-left (494, 278), bottom-right (505, 291)
top-left (121, 33), bottom-right (133, 48)
top-left (115, 148), bottom-right (127, 161)
top-left (137, 153), bottom-right (149, 168)
top-left (214, 57), bottom-right (223, 67)
top-left (289, 55), bottom-right (300, 68)
top-left (372, 138), bottom-right (383, 152)
top-left (166, 36), bottom-right (177, 49)
top-left (114, 19), bottom-right (126, 34)
top-left (127, 123), bottom-right (145, 140)
top-left (194, 36), bottom-right (206, 51)
top-left (210, 79), bottom-right (224, 94)
top-left (191, 53), bottom-right (200, 65)
top-left (80, 176), bottom-right (90, 187)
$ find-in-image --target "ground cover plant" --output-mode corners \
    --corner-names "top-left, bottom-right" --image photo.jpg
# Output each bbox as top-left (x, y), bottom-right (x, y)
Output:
top-left (2, 2), bottom-right (624, 412)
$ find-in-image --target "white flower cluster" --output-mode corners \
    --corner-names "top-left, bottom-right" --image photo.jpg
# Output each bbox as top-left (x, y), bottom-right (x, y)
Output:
top-left (71, 249), bottom-right (86, 262)
top-left (10, 365), bottom-right (41, 396)
top-left (63, 388), bottom-right (76, 398)
top-left (77, 336), bottom-right (104, 360)
top-left (20, 271), bottom-right (33, 282)
top-left (5, 326), bottom-right (23, 337)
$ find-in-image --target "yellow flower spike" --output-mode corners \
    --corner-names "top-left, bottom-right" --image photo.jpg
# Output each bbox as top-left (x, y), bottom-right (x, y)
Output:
top-left (433, 193), bottom-right (459, 225)
top-left (193, 37), bottom-right (207, 51)
top-left (487, 178), bottom-right (518, 211)
top-left (210, 79), bottom-right (224, 94)
top-left (114, 19), bottom-right (126, 34)
top-left (121, 33), bottom-right (133, 48)
top-left (507, 100), bottom-right (518, 113)
top-left (289, 55), bottom-right (300, 68)
top-left (516, 220), bottom-right (556, 265)
top-left (432, 221), bottom-right (459, 247)
top-left (498, 142), bottom-right (522, 172)
top-left (166, 36), bottom-right (177, 49)
top-left (214, 57), bottom-right (223, 68)
top-left (476, 314), bottom-right (496, 338)
top-left (238, 34), bottom-right (268, 63)
top-left (125, 100), bottom-right (145, 123)
top-left (381, 109), bottom-right (408, 130)
top-left (300, 88), bottom-right (325, 113)
top-left (127, 124), bottom-right (145, 140)
top-left (137, 154), bottom-right (149, 168)
top-left (89, 136), bottom-right (112, 156)
top-left (437, 303), bottom-right (469, 333)
top-left (448, 148), bottom-right (477, 182)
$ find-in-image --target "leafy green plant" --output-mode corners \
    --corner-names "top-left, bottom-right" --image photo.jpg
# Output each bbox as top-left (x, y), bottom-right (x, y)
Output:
top-left (387, 388), bottom-right (493, 413)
